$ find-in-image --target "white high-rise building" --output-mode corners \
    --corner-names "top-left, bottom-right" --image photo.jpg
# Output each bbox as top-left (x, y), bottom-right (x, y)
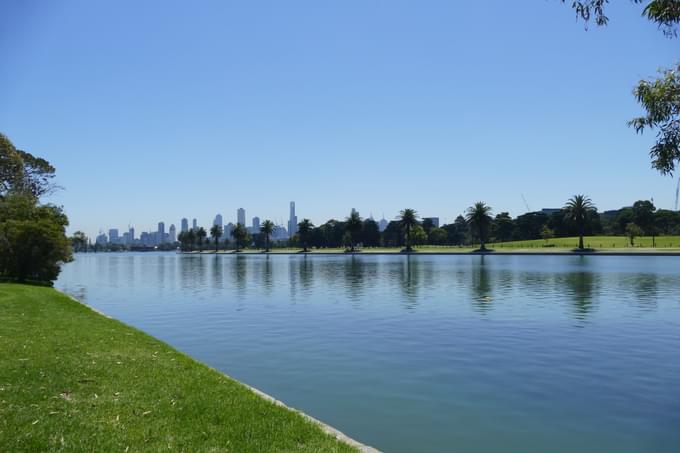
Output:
top-left (237, 208), bottom-right (246, 226)
top-left (169, 224), bottom-right (177, 243)
top-left (252, 216), bottom-right (260, 231)
top-left (181, 218), bottom-right (189, 233)
top-left (158, 222), bottom-right (166, 243)
top-left (108, 228), bottom-right (119, 244)
top-left (214, 214), bottom-right (223, 229)
top-left (288, 202), bottom-right (297, 237)
top-left (192, 218), bottom-right (197, 231)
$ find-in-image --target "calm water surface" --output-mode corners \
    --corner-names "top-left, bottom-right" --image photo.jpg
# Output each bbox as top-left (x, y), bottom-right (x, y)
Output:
top-left (56, 253), bottom-right (680, 453)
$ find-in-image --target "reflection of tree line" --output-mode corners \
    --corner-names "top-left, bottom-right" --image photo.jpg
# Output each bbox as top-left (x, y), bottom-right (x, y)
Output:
top-left (175, 256), bottom-right (662, 318)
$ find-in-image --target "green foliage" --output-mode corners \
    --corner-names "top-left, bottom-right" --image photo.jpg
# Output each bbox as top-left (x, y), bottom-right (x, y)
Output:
top-left (564, 195), bottom-right (596, 249)
top-left (210, 224), bottom-right (223, 252)
top-left (626, 222), bottom-right (644, 246)
top-left (70, 231), bottom-right (88, 253)
top-left (428, 227), bottom-right (448, 245)
top-left (0, 133), bottom-right (57, 199)
top-left (345, 211), bottom-right (363, 251)
top-left (230, 224), bottom-right (249, 251)
top-left (260, 219), bottom-right (275, 251)
top-left (0, 195), bottom-right (72, 283)
top-left (399, 208), bottom-right (418, 252)
top-left (297, 218), bottom-right (314, 252)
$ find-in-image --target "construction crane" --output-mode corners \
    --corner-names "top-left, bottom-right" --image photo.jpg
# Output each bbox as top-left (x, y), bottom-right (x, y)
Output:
top-left (521, 194), bottom-right (531, 213)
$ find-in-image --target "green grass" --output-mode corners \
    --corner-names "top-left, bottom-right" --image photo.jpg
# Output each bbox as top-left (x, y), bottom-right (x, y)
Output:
top-left (0, 284), bottom-right (357, 453)
top-left (490, 235), bottom-right (680, 250)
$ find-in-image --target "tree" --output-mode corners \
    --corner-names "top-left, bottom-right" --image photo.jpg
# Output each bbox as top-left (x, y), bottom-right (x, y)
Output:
top-left (230, 223), bottom-right (248, 252)
top-left (561, 1), bottom-right (680, 174)
top-left (345, 211), bottom-right (363, 251)
top-left (70, 231), bottom-right (88, 253)
top-left (361, 218), bottom-right (381, 247)
top-left (210, 224), bottom-right (223, 253)
top-left (540, 225), bottom-right (555, 242)
top-left (410, 224), bottom-right (428, 246)
top-left (1, 133), bottom-right (58, 199)
top-left (465, 202), bottom-right (493, 251)
top-left (186, 229), bottom-right (196, 252)
top-left (196, 227), bottom-right (207, 252)
top-left (626, 222), bottom-right (643, 246)
top-left (428, 227), bottom-right (448, 245)
top-left (632, 200), bottom-right (657, 246)
top-left (260, 220), bottom-right (275, 252)
top-left (0, 194), bottom-right (73, 283)
top-left (492, 212), bottom-right (514, 242)
top-left (297, 218), bottom-right (314, 252)
top-left (399, 208), bottom-right (418, 252)
top-left (564, 195), bottom-right (596, 250)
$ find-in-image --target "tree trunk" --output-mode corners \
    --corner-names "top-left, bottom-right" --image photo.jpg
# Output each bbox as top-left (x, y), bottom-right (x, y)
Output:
top-left (578, 223), bottom-right (584, 250)
top-left (479, 225), bottom-right (485, 251)
top-left (265, 235), bottom-right (269, 252)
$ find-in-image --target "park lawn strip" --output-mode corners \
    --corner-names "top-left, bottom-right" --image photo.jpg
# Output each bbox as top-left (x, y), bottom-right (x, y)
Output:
top-left (0, 284), bottom-right (358, 453)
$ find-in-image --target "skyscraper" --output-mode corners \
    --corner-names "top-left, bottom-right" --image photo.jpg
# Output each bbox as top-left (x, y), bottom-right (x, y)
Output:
top-left (214, 214), bottom-right (223, 228)
top-left (237, 208), bottom-right (246, 226)
top-left (181, 218), bottom-right (189, 233)
top-left (108, 228), bottom-right (119, 244)
top-left (288, 201), bottom-right (297, 237)
top-left (158, 222), bottom-right (166, 243)
top-left (252, 216), bottom-right (260, 231)
top-left (192, 218), bottom-right (197, 231)
top-left (129, 226), bottom-right (135, 243)
top-left (169, 224), bottom-right (177, 243)
top-left (379, 216), bottom-right (388, 232)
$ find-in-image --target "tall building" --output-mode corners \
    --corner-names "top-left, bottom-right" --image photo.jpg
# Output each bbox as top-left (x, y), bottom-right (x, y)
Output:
top-left (108, 228), bottom-right (119, 244)
top-left (192, 218), bottom-right (197, 231)
top-left (96, 232), bottom-right (108, 245)
top-left (128, 226), bottom-right (135, 244)
top-left (214, 214), bottom-right (223, 227)
top-left (423, 217), bottom-right (440, 228)
top-left (351, 208), bottom-right (359, 217)
top-left (379, 216), bottom-right (388, 232)
top-left (252, 216), bottom-right (260, 231)
top-left (169, 224), bottom-right (177, 243)
top-left (288, 201), bottom-right (297, 237)
top-left (158, 222), bottom-right (166, 243)
top-left (237, 208), bottom-right (246, 226)
top-left (181, 218), bottom-right (189, 233)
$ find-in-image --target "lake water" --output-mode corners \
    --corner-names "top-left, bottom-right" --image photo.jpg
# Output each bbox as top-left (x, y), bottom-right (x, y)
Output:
top-left (56, 253), bottom-right (680, 453)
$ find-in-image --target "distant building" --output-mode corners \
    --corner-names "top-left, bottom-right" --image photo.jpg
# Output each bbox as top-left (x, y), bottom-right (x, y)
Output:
top-left (423, 217), bottom-right (440, 228)
top-left (181, 218), bottom-right (189, 233)
top-left (223, 222), bottom-right (234, 240)
top-left (96, 232), bottom-right (108, 245)
top-left (158, 222), bottom-right (166, 243)
top-left (252, 216), bottom-right (260, 230)
top-left (128, 226), bottom-right (135, 242)
top-left (237, 208), bottom-right (246, 226)
top-left (169, 224), bottom-right (177, 243)
top-left (541, 208), bottom-right (561, 215)
top-left (192, 218), bottom-right (197, 231)
top-left (288, 202), bottom-right (297, 237)
top-left (351, 208), bottom-right (359, 217)
top-left (108, 228), bottom-right (119, 244)
top-left (214, 214), bottom-right (223, 228)
top-left (379, 216), bottom-right (388, 232)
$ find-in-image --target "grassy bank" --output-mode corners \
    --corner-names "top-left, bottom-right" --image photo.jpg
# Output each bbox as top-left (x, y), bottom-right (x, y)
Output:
top-left (0, 284), bottom-right (357, 452)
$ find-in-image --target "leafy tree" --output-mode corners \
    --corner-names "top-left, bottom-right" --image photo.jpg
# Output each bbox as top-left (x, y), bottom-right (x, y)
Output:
top-left (361, 218), bottom-right (381, 247)
top-left (230, 223), bottom-right (248, 252)
top-left (561, 1), bottom-right (680, 173)
top-left (260, 219), bottom-right (275, 252)
top-left (465, 202), bottom-right (493, 251)
top-left (1, 133), bottom-right (58, 199)
top-left (428, 227), bottom-right (448, 245)
top-left (297, 218), bottom-right (314, 252)
top-left (186, 229), bottom-right (196, 252)
top-left (0, 194), bottom-right (73, 283)
top-left (422, 217), bottom-right (435, 234)
top-left (210, 224), bottom-right (223, 253)
top-left (512, 212), bottom-right (549, 241)
top-left (626, 222), bottom-right (643, 246)
top-left (540, 225), bottom-right (555, 241)
top-left (492, 212), bottom-right (514, 242)
top-left (70, 231), bottom-right (88, 253)
top-left (564, 195), bottom-right (596, 250)
top-left (632, 200), bottom-right (657, 246)
top-left (410, 224), bottom-right (428, 246)
top-left (382, 220), bottom-right (404, 247)
top-left (196, 227), bottom-right (207, 252)
top-left (345, 211), bottom-right (363, 251)
top-left (399, 208), bottom-right (418, 252)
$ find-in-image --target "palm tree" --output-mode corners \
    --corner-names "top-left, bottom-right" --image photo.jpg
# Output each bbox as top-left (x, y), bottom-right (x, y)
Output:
top-left (466, 202), bottom-right (493, 251)
top-left (399, 208), bottom-right (418, 252)
top-left (196, 227), bottom-right (207, 252)
top-left (564, 194), bottom-right (596, 250)
top-left (297, 218), bottom-right (314, 252)
top-left (186, 229), bottom-right (196, 252)
top-left (260, 220), bottom-right (275, 252)
top-left (231, 223), bottom-right (247, 252)
top-left (210, 224), bottom-right (223, 253)
top-left (345, 211), bottom-right (363, 252)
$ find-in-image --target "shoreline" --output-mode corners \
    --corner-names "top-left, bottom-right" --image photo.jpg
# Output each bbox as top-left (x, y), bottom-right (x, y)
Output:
top-left (173, 250), bottom-right (680, 257)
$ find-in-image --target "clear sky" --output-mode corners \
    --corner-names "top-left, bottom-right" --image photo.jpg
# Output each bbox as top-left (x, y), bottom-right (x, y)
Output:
top-left (1, 0), bottom-right (678, 237)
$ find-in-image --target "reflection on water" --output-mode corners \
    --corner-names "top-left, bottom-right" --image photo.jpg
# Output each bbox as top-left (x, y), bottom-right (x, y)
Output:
top-left (56, 253), bottom-right (680, 453)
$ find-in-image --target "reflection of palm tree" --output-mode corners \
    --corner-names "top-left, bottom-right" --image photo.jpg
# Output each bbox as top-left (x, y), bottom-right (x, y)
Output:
top-left (466, 202), bottom-right (493, 251)
top-left (471, 256), bottom-right (493, 313)
top-left (562, 271), bottom-right (596, 320)
top-left (344, 256), bottom-right (365, 301)
top-left (298, 256), bottom-right (314, 292)
top-left (399, 208), bottom-right (418, 252)
top-left (231, 254), bottom-right (247, 294)
top-left (260, 220), bottom-right (275, 252)
top-left (564, 195), bottom-right (596, 250)
top-left (399, 255), bottom-right (420, 305)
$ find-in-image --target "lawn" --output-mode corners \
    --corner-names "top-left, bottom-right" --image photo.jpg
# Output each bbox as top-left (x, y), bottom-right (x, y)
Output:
top-left (490, 235), bottom-right (680, 250)
top-left (0, 284), bottom-right (358, 453)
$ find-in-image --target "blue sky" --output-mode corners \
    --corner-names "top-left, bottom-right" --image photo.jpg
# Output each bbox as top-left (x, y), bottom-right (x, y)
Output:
top-left (1, 0), bottom-right (677, 237)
